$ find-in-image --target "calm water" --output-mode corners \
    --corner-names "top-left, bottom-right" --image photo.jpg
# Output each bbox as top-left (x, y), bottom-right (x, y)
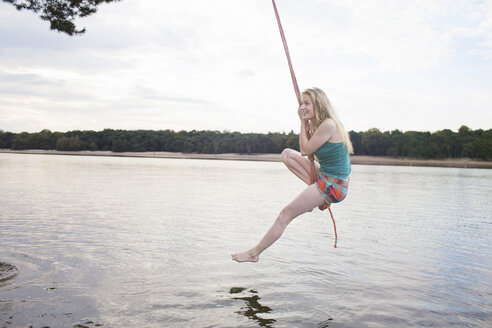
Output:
top-left (0, 153), bottom-right (491, 328)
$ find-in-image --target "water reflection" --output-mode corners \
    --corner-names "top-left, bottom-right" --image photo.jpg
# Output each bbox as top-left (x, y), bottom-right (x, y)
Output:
top-left (229, 287), bottom-right (334, 327)
top-left (0, 262), bottom-right (18, 283)
top-left (229, 287), bottom-right (276, 327)
top-left (318, 318), bottom-right (333, 328)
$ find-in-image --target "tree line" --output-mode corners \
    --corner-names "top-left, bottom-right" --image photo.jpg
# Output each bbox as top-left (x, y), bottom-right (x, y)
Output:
top-left (0, 126), bottom-right (491, 160)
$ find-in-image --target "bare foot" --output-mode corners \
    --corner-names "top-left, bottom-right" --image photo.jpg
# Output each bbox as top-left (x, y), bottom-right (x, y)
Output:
top-left (231, 250), bottom-right (259, 263)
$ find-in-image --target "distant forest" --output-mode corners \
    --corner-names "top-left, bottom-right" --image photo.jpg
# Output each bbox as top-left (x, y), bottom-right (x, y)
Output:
top-left (1, 126), bottom-right (491, 160)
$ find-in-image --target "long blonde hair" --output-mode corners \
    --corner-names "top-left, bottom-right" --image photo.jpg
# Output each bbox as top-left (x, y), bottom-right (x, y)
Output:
top-left (302, 87), bottom-right (354, 154)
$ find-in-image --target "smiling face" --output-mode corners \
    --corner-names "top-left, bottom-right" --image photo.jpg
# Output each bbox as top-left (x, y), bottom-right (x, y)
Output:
top-left (300, 94), bottom-right (315, 120)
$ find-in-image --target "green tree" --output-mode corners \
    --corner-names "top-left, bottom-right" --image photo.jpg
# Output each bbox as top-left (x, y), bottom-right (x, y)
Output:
top-left (11, 132), bottom-right (30, 150)
top-left (37, 129), bottom-right (57, 149)
top-left (3, 0), bottom-right (121, 35)
top-left (285, 134), bottom-right (299, 151)
top-left (0, 130), bottom-right (15, 148)
top-left (361, 128), bottom-right (389, 155)
top-left (471, 129), bottom-right (492, 160)
top-left (97, 129), bottom-right (114, 150)
top-left (457, 125), bottom-right (474, 157)
top-left (56, 135), bottom-right (81, 150)
top-left (349, 131), bottom-right (362, 155)
top-left (401, 131), bottom-right (431, 158)
top-left (386, 129), bottom-right (403, 157)
top-left (2, 127), bottom-right (491, 159)
top-left (111, 137), bottom-right (130, 152)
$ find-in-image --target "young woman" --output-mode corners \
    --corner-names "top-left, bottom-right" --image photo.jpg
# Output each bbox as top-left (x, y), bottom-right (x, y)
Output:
top-left (231, 87), bottom-right (353, 263)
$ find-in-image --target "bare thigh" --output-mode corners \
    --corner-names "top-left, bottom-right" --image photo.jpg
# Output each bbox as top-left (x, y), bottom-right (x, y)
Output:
top-left (281, 148), bottom-right (320, 185)
top-left (282, 184), bottom-right (326, 221)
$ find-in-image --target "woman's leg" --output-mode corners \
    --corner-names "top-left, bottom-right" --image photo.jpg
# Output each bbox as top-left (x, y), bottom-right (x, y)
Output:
top-left (281, 148), bottom-right (319, 185)
top-left (231, 184), bottom-right (325, 263)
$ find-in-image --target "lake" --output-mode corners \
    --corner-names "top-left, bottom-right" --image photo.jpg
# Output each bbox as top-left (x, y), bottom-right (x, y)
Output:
top-left (0, 153), bottom-right (491, 327)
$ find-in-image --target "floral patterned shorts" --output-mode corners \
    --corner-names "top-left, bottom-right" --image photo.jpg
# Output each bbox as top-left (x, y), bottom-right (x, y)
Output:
top-left (315, 173), bottom-right (349, 204)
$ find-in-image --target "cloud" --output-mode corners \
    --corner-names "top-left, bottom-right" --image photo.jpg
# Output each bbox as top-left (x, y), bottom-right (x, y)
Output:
top-left (0, 0), bottom-right (491, 134)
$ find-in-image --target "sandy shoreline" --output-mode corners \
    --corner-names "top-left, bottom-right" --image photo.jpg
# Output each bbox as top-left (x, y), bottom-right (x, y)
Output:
top-left (1, 149), bottom-right (491, 168)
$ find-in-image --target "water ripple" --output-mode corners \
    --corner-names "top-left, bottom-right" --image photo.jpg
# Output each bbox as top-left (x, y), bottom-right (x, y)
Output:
top-left (1, 154), bottom-right (491, 327)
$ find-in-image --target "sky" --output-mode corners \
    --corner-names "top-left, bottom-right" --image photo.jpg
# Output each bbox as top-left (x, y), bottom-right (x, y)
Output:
top-left (0, 0), bottom-right (491, 134)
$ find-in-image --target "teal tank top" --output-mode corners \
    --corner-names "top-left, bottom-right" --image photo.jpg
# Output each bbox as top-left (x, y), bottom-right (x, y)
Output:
top-left (314, 142), bottom-right (351, 179)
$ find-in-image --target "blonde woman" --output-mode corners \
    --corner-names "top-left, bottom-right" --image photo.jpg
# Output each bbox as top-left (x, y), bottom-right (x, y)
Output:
top-left (232, 87), bottom-right (353, 263)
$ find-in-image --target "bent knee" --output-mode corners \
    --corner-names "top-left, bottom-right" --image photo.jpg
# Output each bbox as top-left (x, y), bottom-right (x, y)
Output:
top-left (280, 148), bottom-right (295, 163)
top-left (280, 148), bottom-right (290, 163)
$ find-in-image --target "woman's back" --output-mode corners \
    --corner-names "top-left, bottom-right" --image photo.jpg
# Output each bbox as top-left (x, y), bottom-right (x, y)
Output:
top-left (315, 142), bottom-right (351, 179)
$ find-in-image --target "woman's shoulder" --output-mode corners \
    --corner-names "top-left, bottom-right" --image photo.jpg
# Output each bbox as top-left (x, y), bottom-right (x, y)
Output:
top-left (319, 118), bottom-right (342, 142)
top-left (318, 118), bottom-right (337, 134)
top-left (319, 118), bottom-right (336, 129)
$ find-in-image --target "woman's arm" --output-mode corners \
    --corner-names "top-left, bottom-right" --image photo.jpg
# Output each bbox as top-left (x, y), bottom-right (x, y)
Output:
top-left (299, 119), bottom-right (336, 156)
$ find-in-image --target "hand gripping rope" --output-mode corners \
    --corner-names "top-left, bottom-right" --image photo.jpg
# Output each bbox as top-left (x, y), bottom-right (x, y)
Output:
top-left (271, 0), bottom-right (338, 247)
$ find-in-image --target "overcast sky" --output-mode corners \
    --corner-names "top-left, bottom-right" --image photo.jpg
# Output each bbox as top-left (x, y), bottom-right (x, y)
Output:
top-left (1, 0), bottom-right (491, 134)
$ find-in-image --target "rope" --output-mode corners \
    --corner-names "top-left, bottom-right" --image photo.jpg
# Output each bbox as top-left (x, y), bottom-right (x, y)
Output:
top-left (271, 0), bottom-right (301, 107)
top-left (271, 0), bottom-right (338, 248)
top-left (328, 206), bottom-right (338, 248)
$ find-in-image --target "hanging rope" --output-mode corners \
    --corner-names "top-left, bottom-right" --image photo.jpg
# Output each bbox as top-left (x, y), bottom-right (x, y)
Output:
top-left (271, 0), bottom-right (338, 247)
top-left (271, 0), bottom-right (301, 106)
